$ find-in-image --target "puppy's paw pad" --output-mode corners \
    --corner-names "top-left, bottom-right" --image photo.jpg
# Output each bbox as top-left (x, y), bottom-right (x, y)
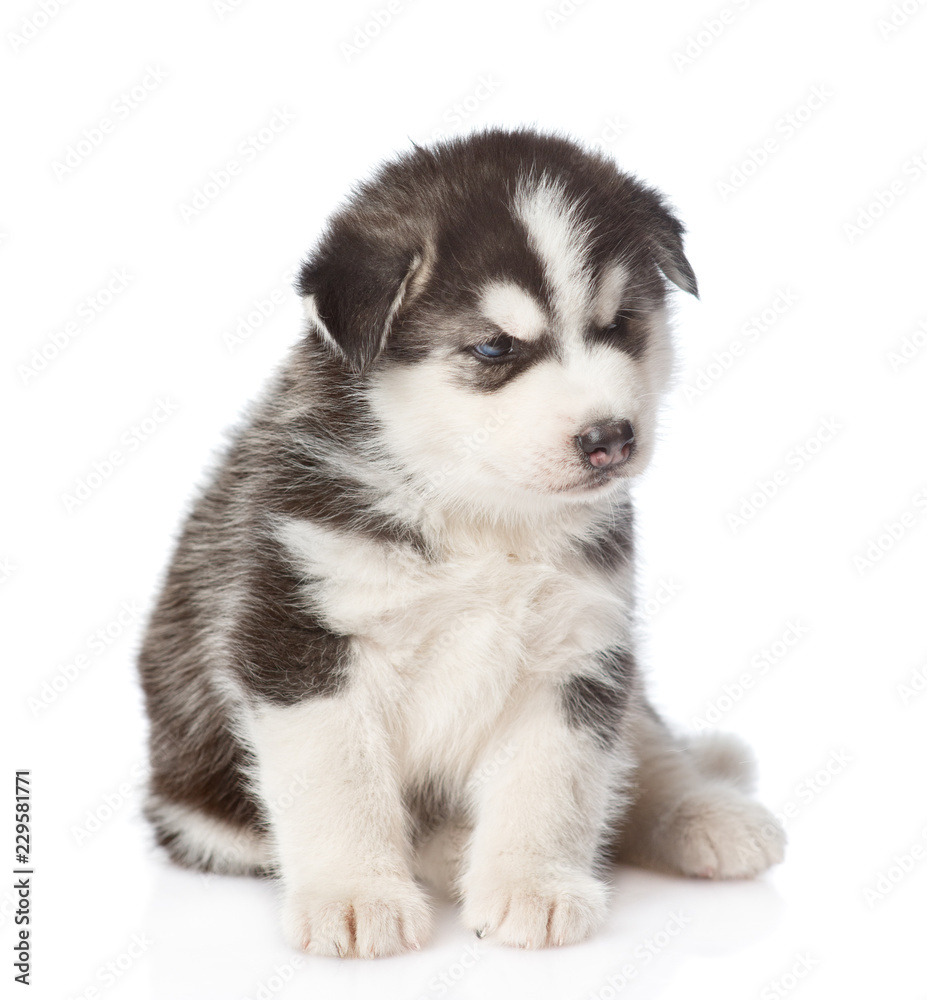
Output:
top-left (282, 880), bottom-right (432, 958)
top-left (462, 874), bottom-right (607, 949)
top-left (664, 790), bottom-right (786, 879)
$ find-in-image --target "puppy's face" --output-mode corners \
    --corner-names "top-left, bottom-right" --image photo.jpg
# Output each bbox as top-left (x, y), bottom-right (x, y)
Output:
top-left (299, 132), bottom-right (697, 514)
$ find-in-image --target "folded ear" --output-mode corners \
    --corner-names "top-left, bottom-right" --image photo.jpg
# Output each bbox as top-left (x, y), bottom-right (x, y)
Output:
top-left (297, 220), bottom-right (422, 373)
top-left (657, 239), bottom-right (698, 298)
top-left (635, 186), bottom-right (699, 298)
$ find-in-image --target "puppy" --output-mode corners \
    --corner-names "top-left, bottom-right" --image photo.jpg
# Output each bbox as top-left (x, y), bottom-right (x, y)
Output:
top-left (138, 128), bottom-right (785, 957)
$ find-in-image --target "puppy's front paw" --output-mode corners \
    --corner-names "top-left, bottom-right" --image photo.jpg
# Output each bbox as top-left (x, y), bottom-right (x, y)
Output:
top-left (661, 788), bottom-right (786, 879)
top-left (461, 872), bottom-right (608, 949)
top-left (282, 878), bottom-right (432, 958)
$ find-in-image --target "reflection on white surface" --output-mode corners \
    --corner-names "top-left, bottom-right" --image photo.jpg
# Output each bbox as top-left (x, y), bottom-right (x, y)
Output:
top-left (142, 853), bottom-right (785, 1000)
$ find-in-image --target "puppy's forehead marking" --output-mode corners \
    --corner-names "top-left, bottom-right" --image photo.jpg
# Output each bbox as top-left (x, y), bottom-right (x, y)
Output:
top-left (478, 280), bottom-right (548, 341)
top-left (593, 263), bottom-right (630, 327)
top-left (513, 176), bottom-right (594, 332)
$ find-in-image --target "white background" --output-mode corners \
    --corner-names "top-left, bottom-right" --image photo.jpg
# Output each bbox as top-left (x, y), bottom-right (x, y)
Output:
top-left (4, 1), bottom-right (927, 997)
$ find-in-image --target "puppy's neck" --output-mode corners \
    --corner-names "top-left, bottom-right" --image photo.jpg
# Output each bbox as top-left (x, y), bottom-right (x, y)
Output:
top-left (411, 482), bottom-right (633, 564)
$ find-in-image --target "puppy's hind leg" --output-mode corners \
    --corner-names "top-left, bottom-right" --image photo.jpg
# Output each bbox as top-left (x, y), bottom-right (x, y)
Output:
top-left (613, 706), bottom-right (786, 879)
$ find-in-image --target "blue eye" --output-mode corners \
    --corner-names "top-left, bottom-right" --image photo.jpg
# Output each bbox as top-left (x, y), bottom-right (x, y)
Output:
top-left (471, 335), bottom-right (515, 360)
top-left (603, 314), bottom-right (629, 336)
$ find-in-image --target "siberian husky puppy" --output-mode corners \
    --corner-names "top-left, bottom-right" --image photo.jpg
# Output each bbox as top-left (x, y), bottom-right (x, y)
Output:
top-left (138, 128), bottom-right (785, 957)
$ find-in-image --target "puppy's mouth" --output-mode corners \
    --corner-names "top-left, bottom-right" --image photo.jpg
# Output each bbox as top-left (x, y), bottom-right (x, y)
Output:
top-left (559, 450), bottom-right (636, 495)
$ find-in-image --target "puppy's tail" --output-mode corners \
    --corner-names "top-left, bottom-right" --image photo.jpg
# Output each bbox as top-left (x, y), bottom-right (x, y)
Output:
top-left (682, 730), bottom-right (758, 793)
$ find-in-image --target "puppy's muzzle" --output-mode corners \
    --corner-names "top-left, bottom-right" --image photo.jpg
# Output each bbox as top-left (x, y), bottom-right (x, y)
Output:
top-left (577, 421), bottom-right (635, 469)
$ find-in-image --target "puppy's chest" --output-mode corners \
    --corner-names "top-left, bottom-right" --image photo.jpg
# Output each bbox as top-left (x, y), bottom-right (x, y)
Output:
top-left (278, 518), bottom-right (628, 677)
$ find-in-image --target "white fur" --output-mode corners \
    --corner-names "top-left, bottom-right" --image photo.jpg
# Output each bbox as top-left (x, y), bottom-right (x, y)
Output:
top-left (478, 280), bottom-right (548, 341)
top-left (457, 683), bottom-right (629, 948)
top-left (274, 512), bottom-right (634, 782)
top-left (249, 516), bottom-right (639, 954)
top-left (513, 175), bottom-right (594, 335)
top-left (301, 294), bottom-right (338, 353)
top-left (593, 263), bottom-right (630, 327)
top-left (244, 694), bottom-right (431, 957)
top-left (146, 795), bottom-right (272, 874)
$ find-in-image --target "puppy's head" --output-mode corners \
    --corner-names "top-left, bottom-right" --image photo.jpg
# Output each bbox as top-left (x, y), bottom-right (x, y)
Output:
top-left (298, 129), bottom-right (697, 513)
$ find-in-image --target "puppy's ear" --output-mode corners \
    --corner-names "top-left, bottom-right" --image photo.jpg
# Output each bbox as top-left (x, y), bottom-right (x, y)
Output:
top-left (657, 242), bottom-right (698, 298)
top-left (636, 187), bottom-right (699, 299)
top-left (298, 221), bottom-right (421, 373)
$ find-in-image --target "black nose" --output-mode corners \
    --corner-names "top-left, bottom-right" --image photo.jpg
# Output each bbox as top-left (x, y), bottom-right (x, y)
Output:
top-left (577, 421), bottom-right (635, 469)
